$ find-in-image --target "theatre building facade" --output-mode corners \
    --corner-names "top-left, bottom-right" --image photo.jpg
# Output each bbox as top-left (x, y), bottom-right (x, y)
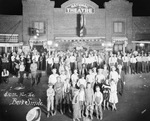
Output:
top-left (0, 0), bottom-right (150, 53)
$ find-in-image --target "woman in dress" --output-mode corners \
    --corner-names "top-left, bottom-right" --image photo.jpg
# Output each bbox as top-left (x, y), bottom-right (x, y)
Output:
top-left (72, 89), bottom-right (81, 121)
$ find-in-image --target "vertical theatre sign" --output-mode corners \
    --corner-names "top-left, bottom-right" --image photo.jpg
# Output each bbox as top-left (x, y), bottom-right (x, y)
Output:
top-left (65, 3), bottom-right (95, 14)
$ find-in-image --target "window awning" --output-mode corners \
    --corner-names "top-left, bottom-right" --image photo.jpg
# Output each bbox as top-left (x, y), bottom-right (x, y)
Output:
top-left (0, 42), bottom-right (23, 47)
top-left (132, 41), bottom-right (150, 44)
top-left (112, 37), bottom-right (128, 42)
top-left (55, 36), bottom-right (105, 42)
top-left (29, 39), bottom-right (46, 43)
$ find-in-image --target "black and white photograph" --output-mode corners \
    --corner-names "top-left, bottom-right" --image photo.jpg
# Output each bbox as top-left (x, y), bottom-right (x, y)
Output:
top-left (0, 0), bottom-right (150, 121)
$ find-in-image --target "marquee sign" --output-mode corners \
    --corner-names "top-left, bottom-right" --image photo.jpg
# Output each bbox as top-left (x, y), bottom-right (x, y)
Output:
top-left (65, 3), bottom-right (95, 14)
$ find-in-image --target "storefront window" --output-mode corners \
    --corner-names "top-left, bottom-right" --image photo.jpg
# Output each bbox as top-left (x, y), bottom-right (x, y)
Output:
top-left (113, 21), bottom-right (125, 34)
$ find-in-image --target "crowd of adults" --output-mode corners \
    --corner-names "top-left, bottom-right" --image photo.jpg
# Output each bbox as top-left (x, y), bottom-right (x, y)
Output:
top-left (0, 47), bottom-right (150, 120)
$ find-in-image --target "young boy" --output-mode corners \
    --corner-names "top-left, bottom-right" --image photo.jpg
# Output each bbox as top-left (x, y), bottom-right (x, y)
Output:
top-left (63, 78), bottom-right (72, 113)
top-left (102, 79), bottom-right (110, 110)
top-left (94, 86), bottom-right (103, 120)
top-left (54, 76), bottom-right (64, 115)
top-left (77, 75), bottom-right (87, 88)
top-left (85, 82), bottom-right (94, 119)
top-left (49, 68), bottom-right (59, 86)
top-left (71, 69), bottom-right (79, 87)
top-left (47, 83), bottom-right (55, 117)
top-left (1, 68), bottom-right (9, 84)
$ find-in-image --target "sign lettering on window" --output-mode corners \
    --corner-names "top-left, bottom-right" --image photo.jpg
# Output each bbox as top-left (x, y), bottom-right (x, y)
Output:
top-left (33, 22), bottom-right (45, 34)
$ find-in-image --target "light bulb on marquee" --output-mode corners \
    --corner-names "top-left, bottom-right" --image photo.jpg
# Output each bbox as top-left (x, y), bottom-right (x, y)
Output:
top-left (139, 43), bottom-right (144, 47)
top-left (55, 43), bottom-right (58, 47)
top-left (47, 41), bottom-right (53, 45)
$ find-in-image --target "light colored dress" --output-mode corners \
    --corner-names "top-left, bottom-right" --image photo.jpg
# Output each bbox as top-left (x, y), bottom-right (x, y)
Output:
top-left (72, 92), bottom-right (81, 119)
top-left (109, 81), bottom-right (118, 104)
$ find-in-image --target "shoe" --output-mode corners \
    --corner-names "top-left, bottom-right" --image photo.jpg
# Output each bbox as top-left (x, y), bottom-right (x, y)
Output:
top-left (76, 118), bottom-right (80, 121)
top-left (47, 113), bottom-right (50, 118)
top-left (107, 107), bottom-right (110, 110)
top-left (100, 117), bottom-right (103, 120)
top-left (60, 110), bottom-right (63, 114)
top-left (53, 111), bottom-right (56, 115)
top-left (90, 115), bottom-right (93, 120)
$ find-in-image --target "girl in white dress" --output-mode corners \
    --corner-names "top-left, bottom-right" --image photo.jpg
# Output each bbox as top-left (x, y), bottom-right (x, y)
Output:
top-left (109, 79), bottom-right (118, 111)
top-left (86, 69), bottom-right (95, 87)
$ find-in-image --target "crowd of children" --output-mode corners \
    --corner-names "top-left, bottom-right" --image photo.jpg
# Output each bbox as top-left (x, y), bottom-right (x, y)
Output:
top-left (46, 63), bottom-right (125, 120)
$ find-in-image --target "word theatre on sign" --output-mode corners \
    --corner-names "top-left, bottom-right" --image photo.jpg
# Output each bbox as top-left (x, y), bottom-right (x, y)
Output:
top-left (65, 3), bottom-right (95, 14)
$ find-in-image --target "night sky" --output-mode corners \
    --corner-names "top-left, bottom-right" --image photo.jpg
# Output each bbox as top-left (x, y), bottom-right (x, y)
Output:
top-left (0, 0), bottom-right (150, 16)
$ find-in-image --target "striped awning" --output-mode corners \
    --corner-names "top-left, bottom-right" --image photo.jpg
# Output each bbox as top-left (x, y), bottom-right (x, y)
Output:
top-left (29, 39), bottom-right (46, 43)
top-left (55, 36), bottom-right (105, 42)
top-left (112, 37), bottom-right (128, 42)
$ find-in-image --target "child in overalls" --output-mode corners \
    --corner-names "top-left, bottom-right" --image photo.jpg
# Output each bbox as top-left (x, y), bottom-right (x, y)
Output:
top-left (47, 83), bottom-right (55, 117)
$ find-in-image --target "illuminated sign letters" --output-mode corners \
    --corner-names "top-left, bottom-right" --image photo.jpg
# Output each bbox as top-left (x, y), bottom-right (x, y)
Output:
top-left (65, 3), bottom-right (95, 14)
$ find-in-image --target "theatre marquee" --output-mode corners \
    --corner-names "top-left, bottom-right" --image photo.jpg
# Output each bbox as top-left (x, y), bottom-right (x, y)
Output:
top-left (65, 3), bottom-right (95, 14)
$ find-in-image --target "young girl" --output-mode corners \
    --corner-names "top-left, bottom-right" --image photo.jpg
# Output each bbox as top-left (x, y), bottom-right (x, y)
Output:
top-left (94, 86), bottom-right (103, 120)
top-left (109, 79), bottom-right (118, 111)
top-left (102, 79), bottom-right (110, 110)
top-left (109, 66), bottom-right (119, 84)
top-left (47, 83), bottom-right (55, 117)
top-left (78, 85), bottom-right (85, 117)
top-left (72, 89), bottom-right (81, 121)
top-left (96, 68), bottom-right (105, 84)
top-left (85, 82), bottom-right (94, 119)
top-left (86, 69), bottom-right (95, 88)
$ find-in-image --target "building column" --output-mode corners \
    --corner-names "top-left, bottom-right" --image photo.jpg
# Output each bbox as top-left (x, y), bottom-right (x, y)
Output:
top-left (5, 47), bottom-right (7, 53)
top-left (12, 47), bottom-right (14, 52)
